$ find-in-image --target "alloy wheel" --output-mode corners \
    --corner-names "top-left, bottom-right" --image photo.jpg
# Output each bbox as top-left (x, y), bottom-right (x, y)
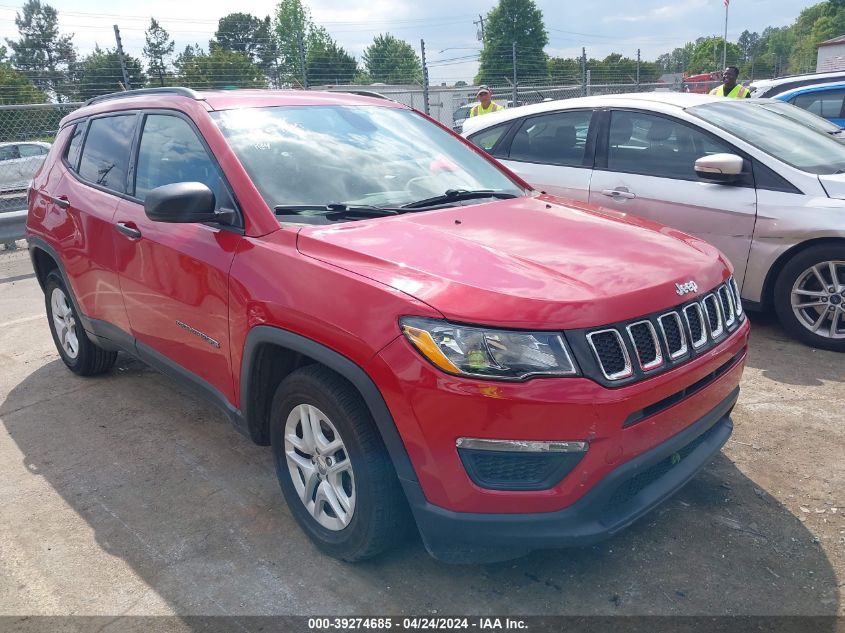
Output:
top-left (283, 404), bottom-right (356, 531)
top-left (790, 260), bottom-right (845, 340)
top-left (50, 287), bottom-right (79, 359)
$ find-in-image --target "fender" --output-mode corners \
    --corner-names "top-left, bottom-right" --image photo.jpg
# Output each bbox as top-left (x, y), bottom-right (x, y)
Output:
top-left (240, 325), bottom-right (420, 485)
top-left (27, 235), bottom-right (99, 337)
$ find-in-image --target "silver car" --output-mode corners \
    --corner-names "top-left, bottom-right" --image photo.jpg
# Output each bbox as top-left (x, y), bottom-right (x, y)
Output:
top-left (0, 141), bottom-right (50, 193)
top-left (462, 93), bottom-right (845, 351)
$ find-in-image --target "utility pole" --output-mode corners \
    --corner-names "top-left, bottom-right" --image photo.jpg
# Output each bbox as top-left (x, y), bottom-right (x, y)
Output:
top-left (636, 48), bottom-right (641, 91)
top-left (581, 47), bottom-right (587, 96)
top-left (420, 39), bottom-right (430, 116)
top-left (512, 41), bottom-right (518, 107)
top-left (298, 32), bottom-right (308, 89)
top-left (474, 14), bottom-right (486, 41)
top-left (113, 24), bottom-right (131, 90)
top-left (722, 0), bottom-right (729, 71)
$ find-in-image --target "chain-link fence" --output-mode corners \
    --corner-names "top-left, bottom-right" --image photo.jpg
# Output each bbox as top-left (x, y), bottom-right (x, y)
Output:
top-left (0, 75), bottom-right (741, 245)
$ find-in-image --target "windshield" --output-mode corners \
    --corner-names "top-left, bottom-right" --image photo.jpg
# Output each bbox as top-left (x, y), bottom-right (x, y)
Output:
top-left (212, 105), bottom-right (523, 213)
top-left (757, 101), bottom-right (842, 134)
top-left (689, 101), bottom-right (845, 174)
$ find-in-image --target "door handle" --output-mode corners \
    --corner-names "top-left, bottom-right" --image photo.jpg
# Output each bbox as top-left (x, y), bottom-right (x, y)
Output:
top-left (51, 195), bottom-right (70, 209)
top-left (601, 189), bottom-right (636, 200)
top-left (115, 221), bottom-right (142, 239)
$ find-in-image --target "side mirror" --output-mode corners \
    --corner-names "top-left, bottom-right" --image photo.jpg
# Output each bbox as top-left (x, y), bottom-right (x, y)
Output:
top-left (694, 153), bottom-right (745, 183)
top-left (144, 182), bottom-right (234, 225)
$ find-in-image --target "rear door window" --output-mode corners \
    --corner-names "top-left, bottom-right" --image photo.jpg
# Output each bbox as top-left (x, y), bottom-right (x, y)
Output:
top-left (64, 123), bottom-right (85, 171)
top-left (790, 89), bottom-right (845, 119)
top-left (78, 114), bottom-right (137, 193)
top-left (19, 144), bottom-right (45, 157)
top-left (505, 110), bottom-right (593, 167)
top-left (468, 123), bottom-right (511, 155)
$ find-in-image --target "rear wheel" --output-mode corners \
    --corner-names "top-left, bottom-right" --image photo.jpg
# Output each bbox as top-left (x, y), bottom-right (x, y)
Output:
top-left (270, 365), bottom-right (409, 561)
top-left (773, 245), bottom-right (845, 352)
top-left (44, 270), bottom-right (117, 375)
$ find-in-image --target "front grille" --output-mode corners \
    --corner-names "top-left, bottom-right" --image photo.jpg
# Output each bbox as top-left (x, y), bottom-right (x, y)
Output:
top-left (658, 312), bottom-right (687, 359)
top-left (684, 303), bottom-right (706, 348)
top-left (587, 329), bottom-right (632, 379)
top-left (581, 278), bottom-right (744, 385)
top-left (703, 294), bottom-right (724, 338)
top-left (718, 286), bottom-right (736, 327)
top-left (627, 320), bottom-right (662, 370)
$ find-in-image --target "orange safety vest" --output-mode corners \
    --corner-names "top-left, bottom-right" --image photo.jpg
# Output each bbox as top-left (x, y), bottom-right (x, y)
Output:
top-left (470, 102), bottom-right (504, 117)
top-left (709, 84), bottom-right (750, 98)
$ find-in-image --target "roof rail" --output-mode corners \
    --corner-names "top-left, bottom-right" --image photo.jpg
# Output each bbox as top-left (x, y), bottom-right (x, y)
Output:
top-left (85, 87), bottom-right (203, 106)
top-left (339, 90), bottom-right (391, 101)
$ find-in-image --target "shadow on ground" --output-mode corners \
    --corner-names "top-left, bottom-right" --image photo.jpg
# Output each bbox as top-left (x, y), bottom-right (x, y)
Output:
top-left (0, 355), bottom-right (840, 618)
top-left (743, 310), bottom-right (844, 387)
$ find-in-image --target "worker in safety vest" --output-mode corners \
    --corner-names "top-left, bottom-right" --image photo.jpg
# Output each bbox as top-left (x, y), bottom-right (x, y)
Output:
top-left (470, 85), bottom-right (505, 117)
top-left (709, 66), bottom-right (750, 98)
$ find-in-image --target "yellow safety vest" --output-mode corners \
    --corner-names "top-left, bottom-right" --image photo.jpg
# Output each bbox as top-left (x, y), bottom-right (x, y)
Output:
top-left (470, 102), bottom-right (504, 117)
top-left (709, 84), bottom-right (750, 98)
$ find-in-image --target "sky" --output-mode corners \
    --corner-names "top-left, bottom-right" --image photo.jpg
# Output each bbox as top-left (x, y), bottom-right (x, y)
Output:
top-left (0, 0), bottom-right (819, 84)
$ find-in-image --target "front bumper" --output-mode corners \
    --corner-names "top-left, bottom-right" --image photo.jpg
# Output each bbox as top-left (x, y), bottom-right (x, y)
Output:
top-left (406, 387), bottom-right (737, 562)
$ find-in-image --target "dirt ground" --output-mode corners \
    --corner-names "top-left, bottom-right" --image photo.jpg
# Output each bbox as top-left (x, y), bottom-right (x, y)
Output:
top-left (0, 245), bottom-right (842, 618)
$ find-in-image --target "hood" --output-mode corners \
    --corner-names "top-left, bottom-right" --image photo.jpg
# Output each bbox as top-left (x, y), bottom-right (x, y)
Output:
top-left (818, 173), bottom-right (845, 200)
top-left (296, 195), bottom-right (730, 330)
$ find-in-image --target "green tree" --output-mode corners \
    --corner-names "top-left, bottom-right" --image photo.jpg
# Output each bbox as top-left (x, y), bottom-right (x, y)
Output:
top-left (548, 57), bottom-right (580, 82)
top-left (362, 34), bottom-right (422, 84)
top-left (655, 42), bottom-right (695, 73)
top-left (306, 27), bottom-right (357, 85)
top-left (687, 37), bottom-right (742, 73)
top-left (212, 13), bottom-right (281, 86)
top-left (77, 46), bottom-right (145, 100)
top-left (274, 0), bottom-right (311, 85)
top-left (176, 49), bottom-right (266, 89)
top-left (0, 61), bottom-right (46, 104)
top-left (475, 0), bottom-right (548, 85)
top-left (5, 0), bottom-right (77, 102)
top-left (143, 18), bottom-right (175, 87)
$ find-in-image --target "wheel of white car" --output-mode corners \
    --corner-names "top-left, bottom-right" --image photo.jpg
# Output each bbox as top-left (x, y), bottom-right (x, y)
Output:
top-left (270, 364), bottom-right (410, 561)
top-left (44, 270), bottom-right (118, 375)
top-left (774, 245), bottom-right (845, 352)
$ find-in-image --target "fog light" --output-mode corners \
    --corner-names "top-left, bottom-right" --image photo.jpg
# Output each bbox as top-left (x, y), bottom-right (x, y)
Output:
top-left (456, 438), bottom-right (588, 491)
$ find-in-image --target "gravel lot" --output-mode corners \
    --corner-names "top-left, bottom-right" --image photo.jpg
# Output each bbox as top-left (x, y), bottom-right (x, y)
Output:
top-left (0, 246), bottom-right (842, 618)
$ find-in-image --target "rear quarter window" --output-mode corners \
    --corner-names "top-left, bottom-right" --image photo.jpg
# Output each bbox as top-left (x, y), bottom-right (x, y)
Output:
top-left (64, 123), bottom-right (84, 170)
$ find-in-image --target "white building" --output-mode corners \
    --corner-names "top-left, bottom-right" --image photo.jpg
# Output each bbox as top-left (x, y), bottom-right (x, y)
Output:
top-left (817, 35), bottom-right (845, 72)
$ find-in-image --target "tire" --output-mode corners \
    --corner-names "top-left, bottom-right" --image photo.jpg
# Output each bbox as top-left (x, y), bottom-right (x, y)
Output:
top-left (44, 270), bottom-right (118, 375)
top-left (773, 244), bottom-right (845, 352)
top-left (270, 364), bottom-right (409, 561)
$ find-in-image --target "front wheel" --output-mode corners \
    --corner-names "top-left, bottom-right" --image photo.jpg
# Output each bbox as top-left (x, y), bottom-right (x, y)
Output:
top-left (773, 245), bottom-right (845, 352)
top-left (270, 365), bottom-right (409, 561)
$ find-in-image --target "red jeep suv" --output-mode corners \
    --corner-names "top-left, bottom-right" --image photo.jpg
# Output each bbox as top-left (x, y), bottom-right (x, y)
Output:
top-left (26, 88), bottom-right (749, 563)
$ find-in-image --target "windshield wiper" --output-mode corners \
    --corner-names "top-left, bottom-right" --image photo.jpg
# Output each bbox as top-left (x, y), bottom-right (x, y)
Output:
top-left (274, 202), bottom-right (402, 218)
top-left (400, 189), bottom-right (519, 209)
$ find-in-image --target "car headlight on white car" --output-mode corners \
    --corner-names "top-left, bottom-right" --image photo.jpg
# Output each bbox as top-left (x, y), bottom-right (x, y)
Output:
top-left (400, 316), bottom-right (579, 380)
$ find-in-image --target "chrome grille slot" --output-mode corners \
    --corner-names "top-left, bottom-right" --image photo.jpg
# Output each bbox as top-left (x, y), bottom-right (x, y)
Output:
top-left (683, 303), bottom-right (707, 348)
top-left (658, 311), bottom-right (688, 360)
top-left (587, 329), bottom-right (633, 380)
top-left (703, 294), bottom-right (724, 338)
top-left (730, 277), bottom-right (744, 318)
top-left (718, 285), bottom-right (736, 327)
top-left (626, 320), bottom-right (663, 371)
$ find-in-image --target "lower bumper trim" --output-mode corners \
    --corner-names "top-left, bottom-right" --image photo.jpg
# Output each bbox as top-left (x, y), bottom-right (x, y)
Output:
top-left (404, 387), bottom-right (738, 563)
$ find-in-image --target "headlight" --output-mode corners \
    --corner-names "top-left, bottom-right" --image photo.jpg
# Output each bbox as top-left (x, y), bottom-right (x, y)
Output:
top-left (400, 316), bottom-right (579, 380)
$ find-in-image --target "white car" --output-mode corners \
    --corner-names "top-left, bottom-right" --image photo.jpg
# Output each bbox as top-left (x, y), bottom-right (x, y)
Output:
top-left (462, 93), bottom-right (845, 351)
top-left (0, 141), bottom-right (50, 193)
